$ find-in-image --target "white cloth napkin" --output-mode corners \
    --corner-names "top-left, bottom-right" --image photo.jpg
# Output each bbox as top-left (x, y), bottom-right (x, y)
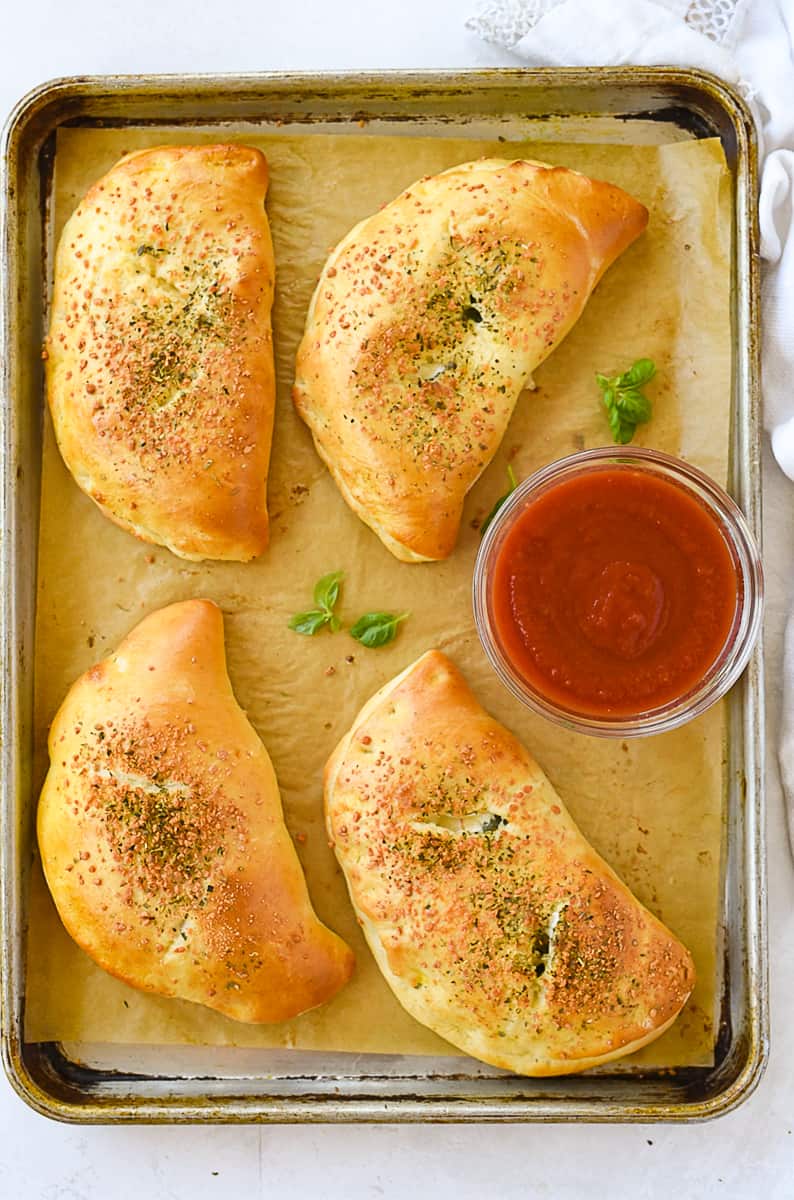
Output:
top-left (468, 0), bottom-right (794, 854)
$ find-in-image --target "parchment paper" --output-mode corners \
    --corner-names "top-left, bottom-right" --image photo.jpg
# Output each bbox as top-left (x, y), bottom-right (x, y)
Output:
top-left (26, 127), bottom-right (732, 1068)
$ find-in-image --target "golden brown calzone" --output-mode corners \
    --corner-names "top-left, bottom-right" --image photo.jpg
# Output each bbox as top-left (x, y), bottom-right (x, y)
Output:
top-left (325, 650), bottom-right (695, 1074)
top-left (46, 144), bottom-right (276, 561)
top-left (38, 600), bottom-right (354, 1023)
top-left (294, 158), bottom-right (648, 562)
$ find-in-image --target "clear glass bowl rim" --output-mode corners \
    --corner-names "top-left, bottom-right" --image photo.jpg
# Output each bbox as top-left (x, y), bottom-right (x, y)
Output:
top-left (472, 445), bottom-right (764, 739)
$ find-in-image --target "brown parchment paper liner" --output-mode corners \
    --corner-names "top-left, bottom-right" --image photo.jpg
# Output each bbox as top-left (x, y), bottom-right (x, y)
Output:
top-left (26, 128), bottom-right (731, 1068)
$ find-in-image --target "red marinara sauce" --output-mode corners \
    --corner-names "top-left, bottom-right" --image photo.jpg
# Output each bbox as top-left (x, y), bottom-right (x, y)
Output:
top-left (490, 467), bottom-right (740, 717)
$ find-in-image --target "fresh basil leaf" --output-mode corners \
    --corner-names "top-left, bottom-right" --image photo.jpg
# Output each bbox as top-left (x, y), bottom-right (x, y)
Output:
top-left (350, 611), bottom-right (409, 648)
top-left (595, 372), bottom-right (611, 391)
top-left (480, 464), bottom-right (519, 538)
top-left (614, 419), bottom-right (635, 445)
top-left (605, 395), bottom-right (638, 444)
top-left (605, 402), bottom-right (623, 441)
top-left (288, 609), bottom-right (330, 636)
top-left (313, 570), bottom-right (343, 613)
top-left (616, 388), bottom-right (652, 423)
top-left (618, 358), bottom-right (656, 389)
top-left (480, 494), bottom-right (510, 537)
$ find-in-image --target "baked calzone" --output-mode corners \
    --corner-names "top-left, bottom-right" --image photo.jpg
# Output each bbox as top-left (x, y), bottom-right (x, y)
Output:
top-left (325, 651), bottom-right (695, 1075)
top-left (38, 600), bottom-right (354, 1023)
top-left (46, 144), bottom-right (276, 561)
top-left (294, 158), bottom-right (648, 562)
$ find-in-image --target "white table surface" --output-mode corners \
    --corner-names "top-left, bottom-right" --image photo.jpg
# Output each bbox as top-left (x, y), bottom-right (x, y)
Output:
top-left (2, 3), bottom-right (793, 1196)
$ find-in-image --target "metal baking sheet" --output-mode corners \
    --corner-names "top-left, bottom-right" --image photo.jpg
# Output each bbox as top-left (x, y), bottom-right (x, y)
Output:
top-left (0, 68), bottom-right (766, 1122)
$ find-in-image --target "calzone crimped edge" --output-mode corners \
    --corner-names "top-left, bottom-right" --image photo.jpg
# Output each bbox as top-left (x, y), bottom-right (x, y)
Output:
top-left (325, 651), bottom-right (695, 1075)
top-left (294, 158), bottom-right (648, 563)
top-left (38, 600), bottom-right (354, 1023)
top-left (46, 144), bottom-right (276, 561)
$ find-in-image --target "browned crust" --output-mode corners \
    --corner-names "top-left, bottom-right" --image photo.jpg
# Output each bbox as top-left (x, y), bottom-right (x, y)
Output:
top-left (46, 144), bottom-right (276, 562)
top-left (294, 158), bottom-right (648, 562)
top-left (325, 650), bottom-right (695, 1075)
top-left (38, 600), bottom-right (354, 1023)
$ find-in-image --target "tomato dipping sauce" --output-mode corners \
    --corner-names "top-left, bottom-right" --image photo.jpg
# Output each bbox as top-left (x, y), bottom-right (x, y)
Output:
top-left (488, 465), bottom-right (741, 719)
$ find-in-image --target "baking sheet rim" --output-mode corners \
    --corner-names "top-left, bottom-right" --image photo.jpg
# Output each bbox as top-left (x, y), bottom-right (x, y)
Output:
top-left (0, 66), bottom-right (767, 1124)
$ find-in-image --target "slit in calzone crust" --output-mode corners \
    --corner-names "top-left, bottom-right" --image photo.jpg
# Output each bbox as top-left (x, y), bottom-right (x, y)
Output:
top-left (325, 650), bottom-right (695, 1075)
top-left (46, 144), bottom-right (276, 562)
top-left (38, 600), bottom-right (354, 1023)
top-left (294, 158), bottom-right (648, 562)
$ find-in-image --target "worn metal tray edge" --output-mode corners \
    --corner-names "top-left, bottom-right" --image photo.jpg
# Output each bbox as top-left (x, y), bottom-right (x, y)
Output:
top-left (0, 67), bottom-right (767, 1123)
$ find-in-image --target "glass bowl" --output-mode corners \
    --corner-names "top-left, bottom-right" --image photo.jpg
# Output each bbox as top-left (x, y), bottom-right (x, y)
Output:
top-left (472, 446), bottom-right (763, 738)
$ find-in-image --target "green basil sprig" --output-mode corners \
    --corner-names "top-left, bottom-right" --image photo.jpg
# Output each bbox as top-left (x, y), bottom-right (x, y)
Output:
top-left (288, 570), bottom-right (343, 636)
top-left (289, 575), bottom-right (409, 648)
top-left (596, 358), bottom-right (656, 445)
